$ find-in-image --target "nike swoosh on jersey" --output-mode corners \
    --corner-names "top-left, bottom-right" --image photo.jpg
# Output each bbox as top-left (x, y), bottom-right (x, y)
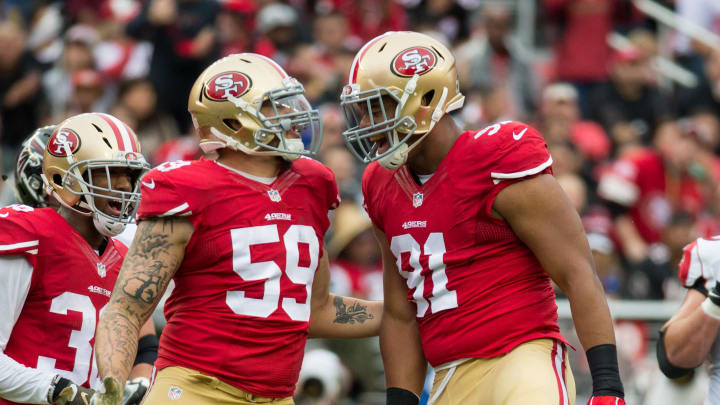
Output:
top-left (512, 128), bottom-right (528, 140)
top-left (142, 180), bottom-right (155, 189)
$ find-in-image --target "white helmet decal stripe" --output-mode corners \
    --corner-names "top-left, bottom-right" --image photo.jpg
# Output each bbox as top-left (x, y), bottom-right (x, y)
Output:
top-left (99, 113), bottom-right (137, 152)
top-left (349, 32), bottom-right (394, 84)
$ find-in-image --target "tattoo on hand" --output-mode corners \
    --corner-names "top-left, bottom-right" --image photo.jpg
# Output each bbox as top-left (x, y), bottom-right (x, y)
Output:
top-left (333, 296), bottom-right (374, 324)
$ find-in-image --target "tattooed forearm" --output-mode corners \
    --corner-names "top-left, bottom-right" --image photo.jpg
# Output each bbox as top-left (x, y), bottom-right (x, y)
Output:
top-left (333, 296), bottom-right (375, 324)
top-left (96, 216), bottom-right (193, 382)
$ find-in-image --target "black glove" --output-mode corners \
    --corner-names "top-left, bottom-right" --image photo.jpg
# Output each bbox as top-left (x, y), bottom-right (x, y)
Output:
top-left (49, 376), bottom-right (95, 405)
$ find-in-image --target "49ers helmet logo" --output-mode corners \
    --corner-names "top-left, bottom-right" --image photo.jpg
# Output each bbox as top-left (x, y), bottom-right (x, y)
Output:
top-left (204, 71), bottom-right (252, 101)
top-left (391, 47), bottom-right (437, 77)
top-left (48, 128), bottom-right (81, 157)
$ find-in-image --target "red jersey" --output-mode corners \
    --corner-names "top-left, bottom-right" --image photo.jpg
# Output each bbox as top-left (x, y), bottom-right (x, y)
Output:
top-left (597, 148), bottom-right (705, 243)
top-left (136, 158), bottom-right (339, 398)
top-left (0, 205), bottom-right (126, 404)
top-left (362, 121), bottom-right (567, 367)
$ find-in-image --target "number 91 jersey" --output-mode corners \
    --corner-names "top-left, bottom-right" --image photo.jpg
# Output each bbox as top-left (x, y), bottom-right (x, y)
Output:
top-left (136, 157), bottom-right (339, 398)
top-left (362, 122), bottom-right (567, 367)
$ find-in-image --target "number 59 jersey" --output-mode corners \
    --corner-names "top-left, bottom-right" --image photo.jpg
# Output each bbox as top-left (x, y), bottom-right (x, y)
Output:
top-left (0, 205), bottom-right (126, 404)
top-left (136, 158), bottom-right (339, 398)
top-left (362, 122), bottom-right (567, 367)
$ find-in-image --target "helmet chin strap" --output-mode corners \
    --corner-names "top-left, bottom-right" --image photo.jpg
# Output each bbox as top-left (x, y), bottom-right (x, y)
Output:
top-left (93, 212), bottom-right (126, 237)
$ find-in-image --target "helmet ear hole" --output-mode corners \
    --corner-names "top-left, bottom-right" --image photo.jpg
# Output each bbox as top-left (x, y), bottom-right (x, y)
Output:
top-left (421, 90), bottom-right (435, 106)
top-left (223, 119), bottom-right (243, 131)
top-left (53, 174), bottom-right (62, 186)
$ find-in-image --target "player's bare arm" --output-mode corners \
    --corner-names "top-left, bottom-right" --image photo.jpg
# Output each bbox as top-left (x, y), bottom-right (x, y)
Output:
top-left (661, 289), bottom-right (720, 368)
top-left (494, 174), bottom-right (615, 348)
top-left (96, 216), bottom-right (193, 384)
top-left (375, 227), bottom-right (426, 400)
top-left (308, 250), bottom-right (382, 338)
top-left (494, 173), bottom-right (624, 400)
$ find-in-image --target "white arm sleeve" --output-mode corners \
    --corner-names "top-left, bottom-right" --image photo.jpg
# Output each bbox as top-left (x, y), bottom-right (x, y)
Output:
top-left (0, 256), bottom-right (54, 404)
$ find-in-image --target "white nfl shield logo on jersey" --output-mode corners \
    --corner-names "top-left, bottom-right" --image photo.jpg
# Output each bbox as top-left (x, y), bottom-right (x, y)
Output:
top-left (96, 263), bottom-right (106, 278)
top-left (267, 189), bottom-right (282, 202)
top-left (412, 192), bottom-right (424, 208)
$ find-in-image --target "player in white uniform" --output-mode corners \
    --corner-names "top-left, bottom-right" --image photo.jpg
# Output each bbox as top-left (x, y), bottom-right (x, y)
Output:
top-left (658, 236), bottom-right (720, 404)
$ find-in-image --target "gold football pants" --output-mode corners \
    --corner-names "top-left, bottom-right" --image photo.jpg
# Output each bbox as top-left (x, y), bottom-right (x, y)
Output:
top-left (428, 339), bottom-right (575, 405)
top-left (143, 366), bottom-right (294, 405)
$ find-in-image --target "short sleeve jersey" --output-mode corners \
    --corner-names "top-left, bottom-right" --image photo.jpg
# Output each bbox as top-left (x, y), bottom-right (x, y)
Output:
top-left (362, 121), bottom-right (567, 367)
top-left (0, 206), bottom-right (126, 405)
top-left (136, 158), bottom-right (339, 398)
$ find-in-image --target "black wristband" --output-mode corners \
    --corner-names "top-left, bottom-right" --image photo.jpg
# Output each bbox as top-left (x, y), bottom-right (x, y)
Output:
top-left (51, 376), bottom-right (72, 401)
top-left (387, 387), bottom-right (419, 405)
top-left (586, 344), bottom-right (624, 398)
top-left (134, 334), bottom-right (159, 366)
top-left (708, 282), bottom-right (720, 306)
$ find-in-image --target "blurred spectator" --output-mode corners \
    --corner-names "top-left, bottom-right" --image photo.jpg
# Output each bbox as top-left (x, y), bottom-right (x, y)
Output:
top-left (0, 21), bottom-right (43, 171)
top-left (676, 49), bottom-right (720, 117)
top-left (323, 147), bottom-right (360, 203)
top-left (66, 69), bottom-right (107, 115)
top-left (295, 349), bottom-right (351, 405)
top-left (43, 24), bottom-right (98, 122)
top-left (318, 104), bottom-right (346, 156)
top-left (125, 0), bottom-right (220, 133)
top-left (327, 202), bottom-right (381, 300)
top-left (539, 82), bottom-right (611, 162)
top-left (587, 47), bottom-right (672, 151)
top-left (332, 0), bottom-right (407, 43)
top-left (543, 0), bottom-right (615, 84)
top-left (25, 2), bottom-right (63, 68)
top-left (253, 3), bottom-right (302, 68)
top-left (466, 3), bottom-right (537, 120)
top-left (406, 0), bottom-right (470, 44)
top-left (673, 0), bottom-right (720, 75)
top-left (217, 0), bottom-right (255, 56)
top-left (582, 206), bottom-right (623, 298)
top-left (548, 139), bottom-right (584, 177)
top-left (111, 78), bottom-right (178, 156)
top-left (597, 121), bottom-right (706, 274)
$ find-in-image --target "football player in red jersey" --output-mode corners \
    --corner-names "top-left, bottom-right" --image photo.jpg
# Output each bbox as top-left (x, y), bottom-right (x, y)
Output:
top-left (5, 124), bottom-right (158, 405)
top-left (340, 31), bottom-right (624, 405)
top-left (0, 113), bottom-right (152, 405)
top-left (94, 53), bottom-right (382, 405)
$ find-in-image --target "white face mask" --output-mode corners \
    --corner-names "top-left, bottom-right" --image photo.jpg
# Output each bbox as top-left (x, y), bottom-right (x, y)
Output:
top-left (93, 212), bottom-right (127, 237)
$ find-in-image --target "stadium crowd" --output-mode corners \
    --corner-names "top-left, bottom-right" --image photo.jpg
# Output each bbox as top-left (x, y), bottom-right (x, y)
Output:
top-left (1, 0), bottom-right (720, 404)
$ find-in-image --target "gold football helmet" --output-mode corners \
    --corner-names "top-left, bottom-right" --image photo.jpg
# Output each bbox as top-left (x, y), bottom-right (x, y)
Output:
top-left (188, 53), bottom-right (322, 161)
top-left (340, 31), bottom-right (465, 169)
top-left (42, 113), bottom-right (150, 236)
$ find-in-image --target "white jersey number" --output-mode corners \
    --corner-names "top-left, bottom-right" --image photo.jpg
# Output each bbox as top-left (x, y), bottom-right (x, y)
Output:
top-left (227, 224), bottom-right (319, 321)
top-left (36, 292), bottom-right (96, 385)
top-left (390, 233), bottom-right (458, 317)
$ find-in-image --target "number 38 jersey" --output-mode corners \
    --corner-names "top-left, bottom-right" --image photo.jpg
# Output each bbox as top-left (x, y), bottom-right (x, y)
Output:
top-left (0, 205), bottom-right (126, 404)
top-left (136, 157), bottom-right (339, 398)
top-left (362, 121), bottom-right (567, 367)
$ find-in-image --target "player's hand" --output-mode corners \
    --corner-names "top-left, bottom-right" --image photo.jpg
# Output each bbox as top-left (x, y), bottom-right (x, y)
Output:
top-left (89, 377), bottom-right (123, 405)
top-left (51, 377), bottom-right (95, 405)
top-left (586, 396), bottom-right (626, 405)
top-left (121, 377), bottom-right (149, 405)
